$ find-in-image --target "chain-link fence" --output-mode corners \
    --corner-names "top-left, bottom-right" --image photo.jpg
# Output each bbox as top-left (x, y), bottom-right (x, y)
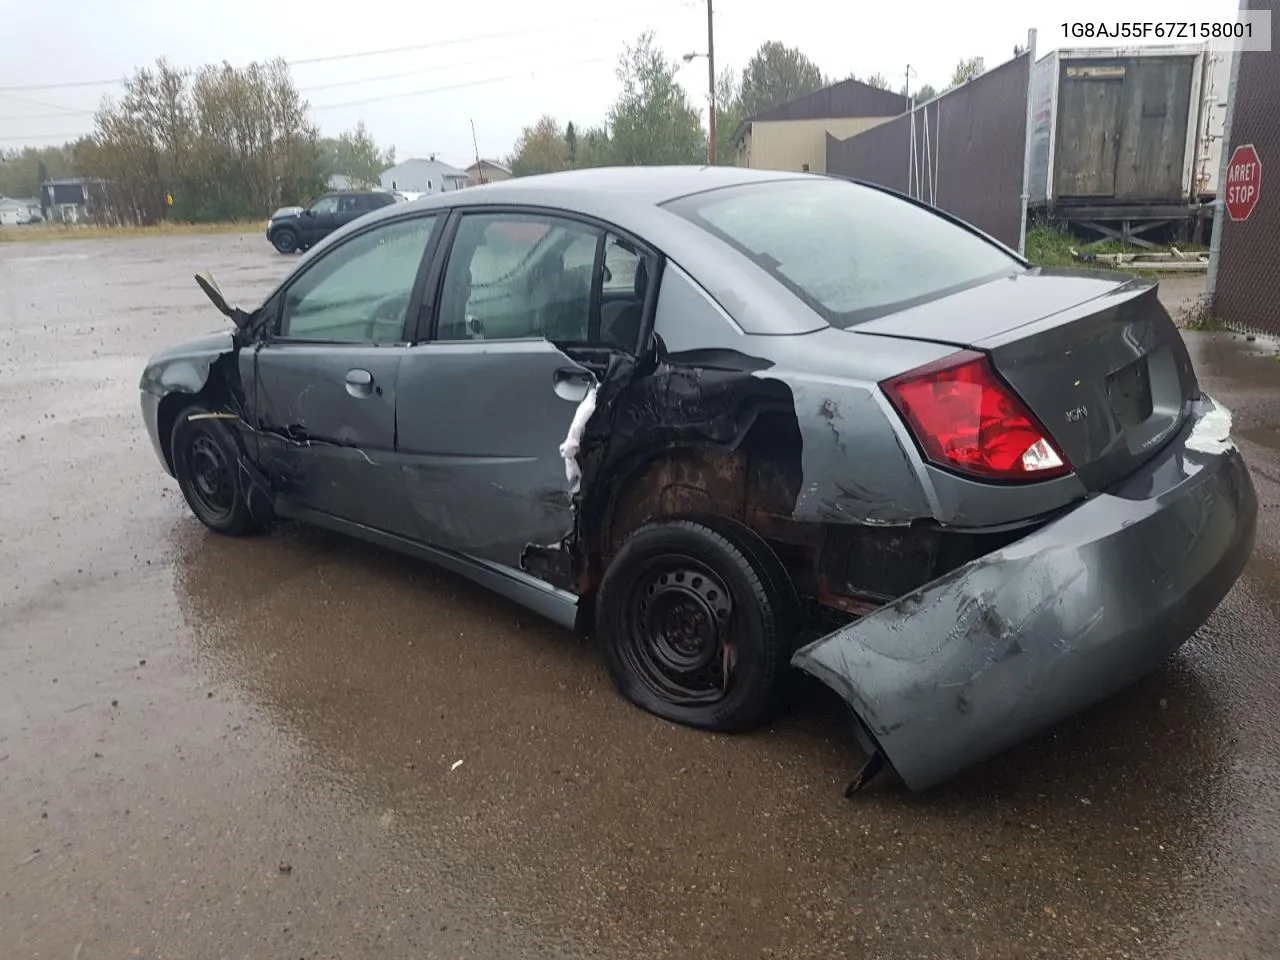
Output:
top-left (1211, 0), bottom-right (1280, 336)
top-left (825, 51), bottom-right (1033, 250)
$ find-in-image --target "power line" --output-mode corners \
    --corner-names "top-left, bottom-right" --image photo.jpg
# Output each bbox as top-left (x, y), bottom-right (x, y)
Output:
top-left (0, 91), bottom-right (92, 115)
top-left (309, 57), bottom-right (615, 110)
top-left (0, 55), bottom-right (618, 141)
top-left (0, 7), bottom-right (678, 93)
top-left (1, 47), bottom-right (619, 122)
top-left (299, 39), bottom-right (605, 94)
top-left (288, 11), bottom-right (645, 66)
top-left (0, 130), bottom-right (85, 143)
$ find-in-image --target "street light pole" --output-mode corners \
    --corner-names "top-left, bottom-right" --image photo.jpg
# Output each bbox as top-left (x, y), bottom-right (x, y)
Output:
top-left (706, 0), bottom-right (717, 165)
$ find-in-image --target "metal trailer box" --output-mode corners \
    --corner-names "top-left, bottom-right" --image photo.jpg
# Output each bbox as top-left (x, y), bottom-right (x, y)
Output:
top-left (1029, 44), bottom-right (1226, 207)
top-left (1194, 46), bottom-right (1233, 199)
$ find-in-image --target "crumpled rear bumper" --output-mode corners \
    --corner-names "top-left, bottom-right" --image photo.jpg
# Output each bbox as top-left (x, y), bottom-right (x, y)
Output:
top-left (792, 395), bottom-right (1258, 792)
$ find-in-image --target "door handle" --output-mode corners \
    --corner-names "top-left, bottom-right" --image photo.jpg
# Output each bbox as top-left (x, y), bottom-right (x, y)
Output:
top-left (345, 368), bottom-right (375, 398)
top-left (552, 367), bottom-right (593, 403)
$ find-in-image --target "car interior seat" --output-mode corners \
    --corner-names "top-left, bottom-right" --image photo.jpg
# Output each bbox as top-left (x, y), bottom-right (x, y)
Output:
top-left (600, 257), bottom-right (648, 353)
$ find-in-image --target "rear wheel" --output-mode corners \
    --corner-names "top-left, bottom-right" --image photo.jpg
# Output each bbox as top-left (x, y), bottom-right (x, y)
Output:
top-left (170, 405), bottom-right (265, 536)
top-left (597, 519), bottom-right (789, 732)
top-left (271, 229), bottom-right (299, 254)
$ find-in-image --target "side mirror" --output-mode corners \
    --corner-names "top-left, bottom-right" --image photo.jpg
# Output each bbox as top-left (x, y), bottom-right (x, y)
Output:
top-left (194, 271), bottom-right (250, 331)
top-left (602, 265), bottom-right (613, 283)
top-left (303, 208), bottom-right (315, 217)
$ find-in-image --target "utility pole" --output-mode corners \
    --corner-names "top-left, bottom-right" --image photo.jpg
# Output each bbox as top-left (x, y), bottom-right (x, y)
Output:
top-left (470, 118), bottom-right (485, 184)
top-left (706, 0), bottom-right (717, 164)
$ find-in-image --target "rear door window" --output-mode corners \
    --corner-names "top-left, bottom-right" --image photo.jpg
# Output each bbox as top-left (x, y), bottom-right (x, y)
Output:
top-left (435, 212), bottom-right (600, 343)
top-left (666, 179), bottom-right (1021, 327)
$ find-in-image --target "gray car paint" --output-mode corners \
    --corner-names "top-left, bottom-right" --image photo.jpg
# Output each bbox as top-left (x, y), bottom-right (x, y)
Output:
top-left (793, 396), bottom-right (1258, 791)
top-left (395, 338), bottom-right (592, 566)
top-left (249, 341), bottom-right (408, 533)
top-left (140, 166), bottom-right (1258, 791)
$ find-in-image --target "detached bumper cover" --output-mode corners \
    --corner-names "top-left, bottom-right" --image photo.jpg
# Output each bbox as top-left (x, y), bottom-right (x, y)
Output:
top-left (793, 396), bottom-right (1258, 792)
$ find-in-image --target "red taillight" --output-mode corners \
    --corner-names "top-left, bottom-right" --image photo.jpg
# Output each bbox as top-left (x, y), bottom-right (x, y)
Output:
top-left (881, 350), bottom-right (1072, 482)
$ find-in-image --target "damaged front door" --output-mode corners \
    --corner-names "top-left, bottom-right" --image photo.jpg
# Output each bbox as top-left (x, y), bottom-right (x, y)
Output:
top-left (250, 213), bottom-right (441, 534)
top-left (397, 210), bottom-right (650, 571)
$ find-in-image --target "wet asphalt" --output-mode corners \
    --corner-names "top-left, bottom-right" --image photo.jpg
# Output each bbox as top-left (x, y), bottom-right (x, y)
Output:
top-left (1, 235), bottom-right (1278, 960)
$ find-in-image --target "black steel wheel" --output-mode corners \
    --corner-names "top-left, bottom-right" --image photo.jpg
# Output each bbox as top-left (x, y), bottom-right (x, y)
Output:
top-left (170, 405), bottom-right (265, 536)
top-left (597, 519), bottom-right (790, 732)
top-left (271, 229), bottom-right (299, 254)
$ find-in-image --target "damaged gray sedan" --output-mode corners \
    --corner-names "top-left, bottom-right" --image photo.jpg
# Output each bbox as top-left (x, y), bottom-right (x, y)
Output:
top-left (140, 167), bottom-right (1257, 792)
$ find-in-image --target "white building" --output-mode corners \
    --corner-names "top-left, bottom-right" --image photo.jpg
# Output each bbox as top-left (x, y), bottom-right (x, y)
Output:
top-left (379, 157), bottom-right (470, 195)
top-left (0, 196), bottom-right (42, 225)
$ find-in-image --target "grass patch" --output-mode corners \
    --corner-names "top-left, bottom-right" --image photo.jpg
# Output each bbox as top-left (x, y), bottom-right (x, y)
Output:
top-left (1178, 296), bottom-right (1228, 331)
top-left (1024, 224), bottom-right (1208, 271)
top-left (0, 220), bottom-right (263, 243)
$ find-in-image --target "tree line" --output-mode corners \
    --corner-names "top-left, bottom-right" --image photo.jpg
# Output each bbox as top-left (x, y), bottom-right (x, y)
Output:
top-left (0, 59), bottom-right (395, 224)
top-left (1, 36), bottom-right (993, 222)
top-left (507, 37), bottom-right (984, 176)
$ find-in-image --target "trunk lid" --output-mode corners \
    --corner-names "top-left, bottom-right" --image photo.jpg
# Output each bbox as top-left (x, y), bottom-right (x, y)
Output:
top-left (854, 269), bottom-right (1200, 491)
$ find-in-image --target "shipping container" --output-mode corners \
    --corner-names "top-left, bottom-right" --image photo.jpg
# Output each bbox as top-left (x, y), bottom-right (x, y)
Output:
top-left (1029, 44), bottom-right (1228, 208)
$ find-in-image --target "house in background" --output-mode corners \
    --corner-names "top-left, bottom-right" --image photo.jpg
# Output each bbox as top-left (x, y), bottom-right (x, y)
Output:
top-left (41, 178), bottom-right (100, 223)
top-left (379, 156), bottom-right (470, 195)
top-left (465, 158), bottom-right (512, 186)
top-left (732, 78), bottom-right (909, 174)
top-left (0, 196), bottom-right (42, 225)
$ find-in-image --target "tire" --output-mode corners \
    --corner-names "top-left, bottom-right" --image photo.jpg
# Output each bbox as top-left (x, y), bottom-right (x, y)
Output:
top-left (170, 405), bottom-right (265, 536)
top-left (597, 519), bottom-right (789, 733)
top-left (692, 515), bottom-right (800, 649)
top-left (271, 229), bottom-right (299, 254)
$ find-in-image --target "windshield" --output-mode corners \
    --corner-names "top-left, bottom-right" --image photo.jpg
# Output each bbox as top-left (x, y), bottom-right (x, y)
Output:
top-left (667, 178), bottom-right (1022, 327)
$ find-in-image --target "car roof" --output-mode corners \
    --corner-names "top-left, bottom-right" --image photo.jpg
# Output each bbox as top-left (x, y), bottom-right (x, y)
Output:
top-left (401, 165), bottom-right (808, 215)
top-left (290, 166), bottom-right (856, 337)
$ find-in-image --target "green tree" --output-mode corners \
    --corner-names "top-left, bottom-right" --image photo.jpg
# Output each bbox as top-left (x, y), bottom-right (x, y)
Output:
top-left (0, 145), bottom-right (74, 199)
top-left (949, 57), bottom-right (986, 88)
top-left (508, 114), bottom-right (570, 176)
top-left (574, 124), bottom-right (614, 168)
top-left (713, 66), bottom-right (743, 166)
top-left (901, 82), bottom-right (939, 103)
top-left (607, 32), bottom-right (706, 165)
top-left (78, 56), bottom-right (324, 224)
top-left (863, 72), bottom-right (891, 91)
top-left (738, 41), bottom-right (826, 118)
top-left (333, 121), bottom-right (393, 187)
top-left (565, 121), bottom-right (578, 166)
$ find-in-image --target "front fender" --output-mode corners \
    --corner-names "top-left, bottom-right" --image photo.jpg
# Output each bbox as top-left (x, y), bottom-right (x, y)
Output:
top-left (139, 330), bottom-right (237, 399)
top-left (139, 330), bottom-right (239, 475)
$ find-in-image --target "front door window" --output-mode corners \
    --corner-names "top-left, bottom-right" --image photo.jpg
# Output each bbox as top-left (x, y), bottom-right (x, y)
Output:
top-left (309, 196), bottom-right (340, 215)
top-left (279, 215), bottom-right (438, 343)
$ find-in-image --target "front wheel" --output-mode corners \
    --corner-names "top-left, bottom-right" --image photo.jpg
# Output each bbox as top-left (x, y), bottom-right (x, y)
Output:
top-left (596, 519), bottom-right (790, 732)
top-left (170, 405), bottom-right (266, 536)
top-left (271, 229), bottom-right (299, 254)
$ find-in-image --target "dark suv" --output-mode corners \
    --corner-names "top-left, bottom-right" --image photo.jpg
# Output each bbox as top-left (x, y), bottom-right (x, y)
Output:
top-left (266, 191), bottom-right (400, 254)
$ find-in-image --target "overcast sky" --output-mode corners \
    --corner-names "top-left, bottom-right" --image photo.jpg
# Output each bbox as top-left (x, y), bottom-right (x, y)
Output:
top-left (0, 0), bottom-right (1239, 168)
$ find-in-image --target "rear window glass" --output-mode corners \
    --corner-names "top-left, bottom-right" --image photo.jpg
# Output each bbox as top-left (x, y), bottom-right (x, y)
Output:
top-left (668, 179), bottom-right (1021, 326)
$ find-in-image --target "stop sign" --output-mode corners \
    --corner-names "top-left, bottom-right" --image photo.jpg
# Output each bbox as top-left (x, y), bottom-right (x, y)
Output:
top-left (1225, 143), bottom-right (1262, 222)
